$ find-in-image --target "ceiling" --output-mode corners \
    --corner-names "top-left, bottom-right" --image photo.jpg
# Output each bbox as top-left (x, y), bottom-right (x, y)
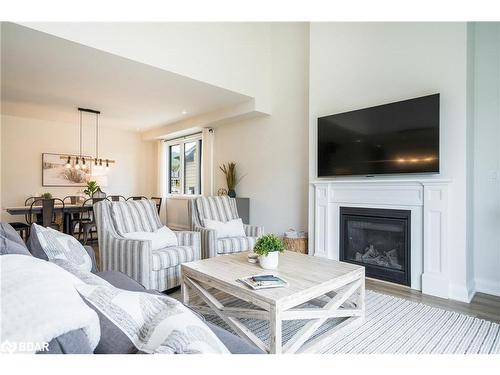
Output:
top-left (0, 23), bottom-right (251, 131)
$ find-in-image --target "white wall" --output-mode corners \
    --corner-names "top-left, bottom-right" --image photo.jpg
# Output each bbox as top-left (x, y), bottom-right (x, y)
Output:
top-left (22, 22), bottom-right (272, 114)
top-left (1, 114), bottom-right (157, 222)
top-left (309, 23), bottom-right (472, 301)
top-left (472, 23), bottom-right (500, 296)
top-left (212, 23), bottom-right (309, 235)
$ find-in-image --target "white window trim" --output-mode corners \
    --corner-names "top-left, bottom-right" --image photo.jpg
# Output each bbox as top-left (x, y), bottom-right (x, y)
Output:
top-left (165, 133), bottom-right (202, 196)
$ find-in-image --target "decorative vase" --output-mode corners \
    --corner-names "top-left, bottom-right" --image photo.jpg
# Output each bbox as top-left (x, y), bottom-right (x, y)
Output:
top-left (228, 189), bottom-right (236, 198)
top-left (258, 251), bottom-right (279, 270)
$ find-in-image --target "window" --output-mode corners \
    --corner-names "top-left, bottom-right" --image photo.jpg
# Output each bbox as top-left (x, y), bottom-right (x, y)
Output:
top-left (167, 135), bottom-right (202, 195)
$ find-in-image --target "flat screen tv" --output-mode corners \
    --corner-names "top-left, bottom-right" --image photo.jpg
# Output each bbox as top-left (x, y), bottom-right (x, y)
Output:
top-left (317, 94), bottom-right (440, 177)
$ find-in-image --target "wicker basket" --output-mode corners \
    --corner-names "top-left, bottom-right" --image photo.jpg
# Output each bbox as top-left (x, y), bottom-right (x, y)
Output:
top-left (282, 236), bottom-right (308, 254)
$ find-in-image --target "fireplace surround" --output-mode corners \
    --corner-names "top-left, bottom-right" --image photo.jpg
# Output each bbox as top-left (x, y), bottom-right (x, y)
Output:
top-left (310, 179), bottom-right (451, 299)
top-left (339, 206), bottom-right (411, 286)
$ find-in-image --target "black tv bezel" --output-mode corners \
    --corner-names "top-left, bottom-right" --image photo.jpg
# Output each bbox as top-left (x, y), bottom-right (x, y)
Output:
top-left (317, 93), bottom-right (440, 178)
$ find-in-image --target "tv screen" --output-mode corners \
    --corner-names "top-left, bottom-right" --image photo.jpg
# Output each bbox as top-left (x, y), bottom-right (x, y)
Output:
top-left (317, 94), bottom-right (440, 177)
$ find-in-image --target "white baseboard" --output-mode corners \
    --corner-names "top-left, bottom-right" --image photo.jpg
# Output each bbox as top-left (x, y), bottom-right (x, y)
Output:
top-left (475, 278), bottom-right (500, 297)
top-left (449, 283), bottom-right (475, 303)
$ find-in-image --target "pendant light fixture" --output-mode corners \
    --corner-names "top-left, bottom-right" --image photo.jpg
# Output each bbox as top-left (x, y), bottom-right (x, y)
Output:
top-left (62, 108), bottom-right (116, 170)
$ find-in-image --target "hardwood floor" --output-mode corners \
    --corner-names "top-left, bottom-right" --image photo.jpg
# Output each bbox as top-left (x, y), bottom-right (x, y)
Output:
top-left (91, 241), bottom-right (500, 323)
top-left (169, 276), bottom-right (500, 323)
top-left (366, 278), bottom-right (500, 323)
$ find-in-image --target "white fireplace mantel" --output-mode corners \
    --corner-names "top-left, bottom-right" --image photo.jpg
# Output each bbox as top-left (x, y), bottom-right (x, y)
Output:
top-left (309, 178), bottom-right (451, 299)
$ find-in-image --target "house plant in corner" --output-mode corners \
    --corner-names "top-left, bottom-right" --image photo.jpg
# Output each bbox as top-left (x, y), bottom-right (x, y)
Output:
top-left (219, 162), bottom-right (244, 198)
top-left (253, 234), bottom-right (285, 270)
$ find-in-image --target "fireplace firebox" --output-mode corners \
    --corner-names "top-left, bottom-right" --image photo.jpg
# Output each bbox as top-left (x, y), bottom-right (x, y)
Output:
top-left (339, 207), bottom-right (411, 286)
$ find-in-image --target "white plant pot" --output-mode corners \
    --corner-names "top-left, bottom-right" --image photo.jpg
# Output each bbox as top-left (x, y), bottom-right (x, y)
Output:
top-left (258, 251), bottom-right (279, 270)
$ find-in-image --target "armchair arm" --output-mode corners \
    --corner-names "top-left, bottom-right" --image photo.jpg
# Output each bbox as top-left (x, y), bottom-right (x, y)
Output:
top-left (99, 234), bottom-right (152, 289)
top-left (174, 231), bottom-right (201, 261)
top-left (244, 224), bottom-right (264, 237)
top-left (192, 225), bottom-right (218, 259)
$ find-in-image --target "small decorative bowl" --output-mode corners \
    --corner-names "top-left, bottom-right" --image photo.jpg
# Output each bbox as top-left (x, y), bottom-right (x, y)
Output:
top-left (247, 253), bottom-right (259, 264)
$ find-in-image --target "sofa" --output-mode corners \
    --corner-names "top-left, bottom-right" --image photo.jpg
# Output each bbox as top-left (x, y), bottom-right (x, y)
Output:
top-left (189, 196), bottom-right (264, 258)
top-left (0, 221), bottom-right (262, 354)
top-left (94, 199), bottom-right (201, 292)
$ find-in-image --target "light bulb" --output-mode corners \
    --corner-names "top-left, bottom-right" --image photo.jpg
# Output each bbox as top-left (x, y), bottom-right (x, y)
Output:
top-left (75, 163), bottom-right (80, 170)
top-left (65, 156), bottom-right (71, 168)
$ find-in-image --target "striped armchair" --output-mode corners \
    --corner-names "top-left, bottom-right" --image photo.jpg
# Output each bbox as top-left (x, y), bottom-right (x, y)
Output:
top-left (188, 196), bottom-right (264, 259)
top-left (94, 199), bottom-right (200, 292)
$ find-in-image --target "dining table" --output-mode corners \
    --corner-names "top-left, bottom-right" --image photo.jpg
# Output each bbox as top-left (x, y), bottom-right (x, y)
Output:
top-left (5, 203), bottom-right (93, 235)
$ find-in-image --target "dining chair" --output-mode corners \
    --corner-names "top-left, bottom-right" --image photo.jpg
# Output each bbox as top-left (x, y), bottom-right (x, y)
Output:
top-left (63, 195), bottom-right (81, 205)
top-left (150, 197), bottom-right (162, 215)
top-left (8, 197), bottom-right (40, 240)
top-left (92, 188), bottom-right (106, 199)
top-left (107, 195), bottom-right (127, 202)
top-left (126, 196), bottom-right (148, 201)
top-left (75, 197), bottom-right (103, 244)
top-left (27, 198), bottom-right (65, 231)
top-left (63, 195), bottom-right (83, 235)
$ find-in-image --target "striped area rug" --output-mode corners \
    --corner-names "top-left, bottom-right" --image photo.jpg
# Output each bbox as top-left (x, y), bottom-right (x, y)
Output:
top-left (203, 290), bottom-right (500, 354)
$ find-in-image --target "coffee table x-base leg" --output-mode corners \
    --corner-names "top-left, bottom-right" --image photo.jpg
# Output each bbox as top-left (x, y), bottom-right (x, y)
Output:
top-left (182, 275), bottom-right (365, 354)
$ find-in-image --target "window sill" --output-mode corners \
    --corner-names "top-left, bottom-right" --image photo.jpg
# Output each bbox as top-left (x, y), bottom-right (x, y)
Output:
top-left (166, 194), bottom-right (202, 200)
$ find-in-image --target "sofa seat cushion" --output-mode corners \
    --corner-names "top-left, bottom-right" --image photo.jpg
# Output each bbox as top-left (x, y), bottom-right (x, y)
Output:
top-left (151, 245), bottom-right (197, 271)
top-left (97, 271), bottom-right (146, 292)
top-left (217, 236), bottom-right (258, 254)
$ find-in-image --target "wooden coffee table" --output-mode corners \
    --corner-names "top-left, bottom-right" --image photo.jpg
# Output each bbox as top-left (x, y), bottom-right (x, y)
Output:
top-left (181, 251), bottom-right (365, 354)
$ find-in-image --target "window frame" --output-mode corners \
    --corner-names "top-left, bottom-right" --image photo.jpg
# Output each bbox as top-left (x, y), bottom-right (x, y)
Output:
top-left (165, 133), bottom-right (202, 197)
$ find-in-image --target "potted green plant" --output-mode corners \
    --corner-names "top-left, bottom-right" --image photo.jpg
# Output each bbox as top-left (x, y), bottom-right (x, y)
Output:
top-left (219, 162), bottom-right (243, 198)
top-left (41, 192), bottom-right (52, 200)
top-left (83, 181), bottom-right (100, 197)
top-left (253, 234), bottom-right (285, 270)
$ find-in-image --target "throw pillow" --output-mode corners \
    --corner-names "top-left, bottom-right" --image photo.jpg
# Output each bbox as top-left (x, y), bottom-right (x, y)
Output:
top-left (0, 222), bottom-right (31, 256)
top-left (31, 224), bottom-right (92, 272)
top-left (122, 226), bottom-right (178, 250)
top-left (203, 218), bottom-right (246, 238)
top-left (55, 259), bottom-right (229, 354)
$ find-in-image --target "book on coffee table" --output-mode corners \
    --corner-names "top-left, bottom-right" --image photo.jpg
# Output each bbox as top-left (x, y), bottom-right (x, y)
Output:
top-left (237, 274), bottom-right (288, 290)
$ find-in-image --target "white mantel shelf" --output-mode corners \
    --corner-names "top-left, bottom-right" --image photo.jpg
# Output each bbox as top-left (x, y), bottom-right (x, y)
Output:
top-left (310, 177), bottom-right (452, 185)
top-left (309, 178), bottom-right (452, 300)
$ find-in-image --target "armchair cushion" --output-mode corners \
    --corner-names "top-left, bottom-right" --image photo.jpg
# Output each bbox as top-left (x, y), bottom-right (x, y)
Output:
top-left (122, 226), bottom-right (178, 250)
top-left (217, 236), bottom-right (258, 254)
top-left (203, 218), bottom-right (246, 238)
top-left (110, 200), bottom-right (162, 234)
top-left (151, 245), bottom-right (197, 271)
